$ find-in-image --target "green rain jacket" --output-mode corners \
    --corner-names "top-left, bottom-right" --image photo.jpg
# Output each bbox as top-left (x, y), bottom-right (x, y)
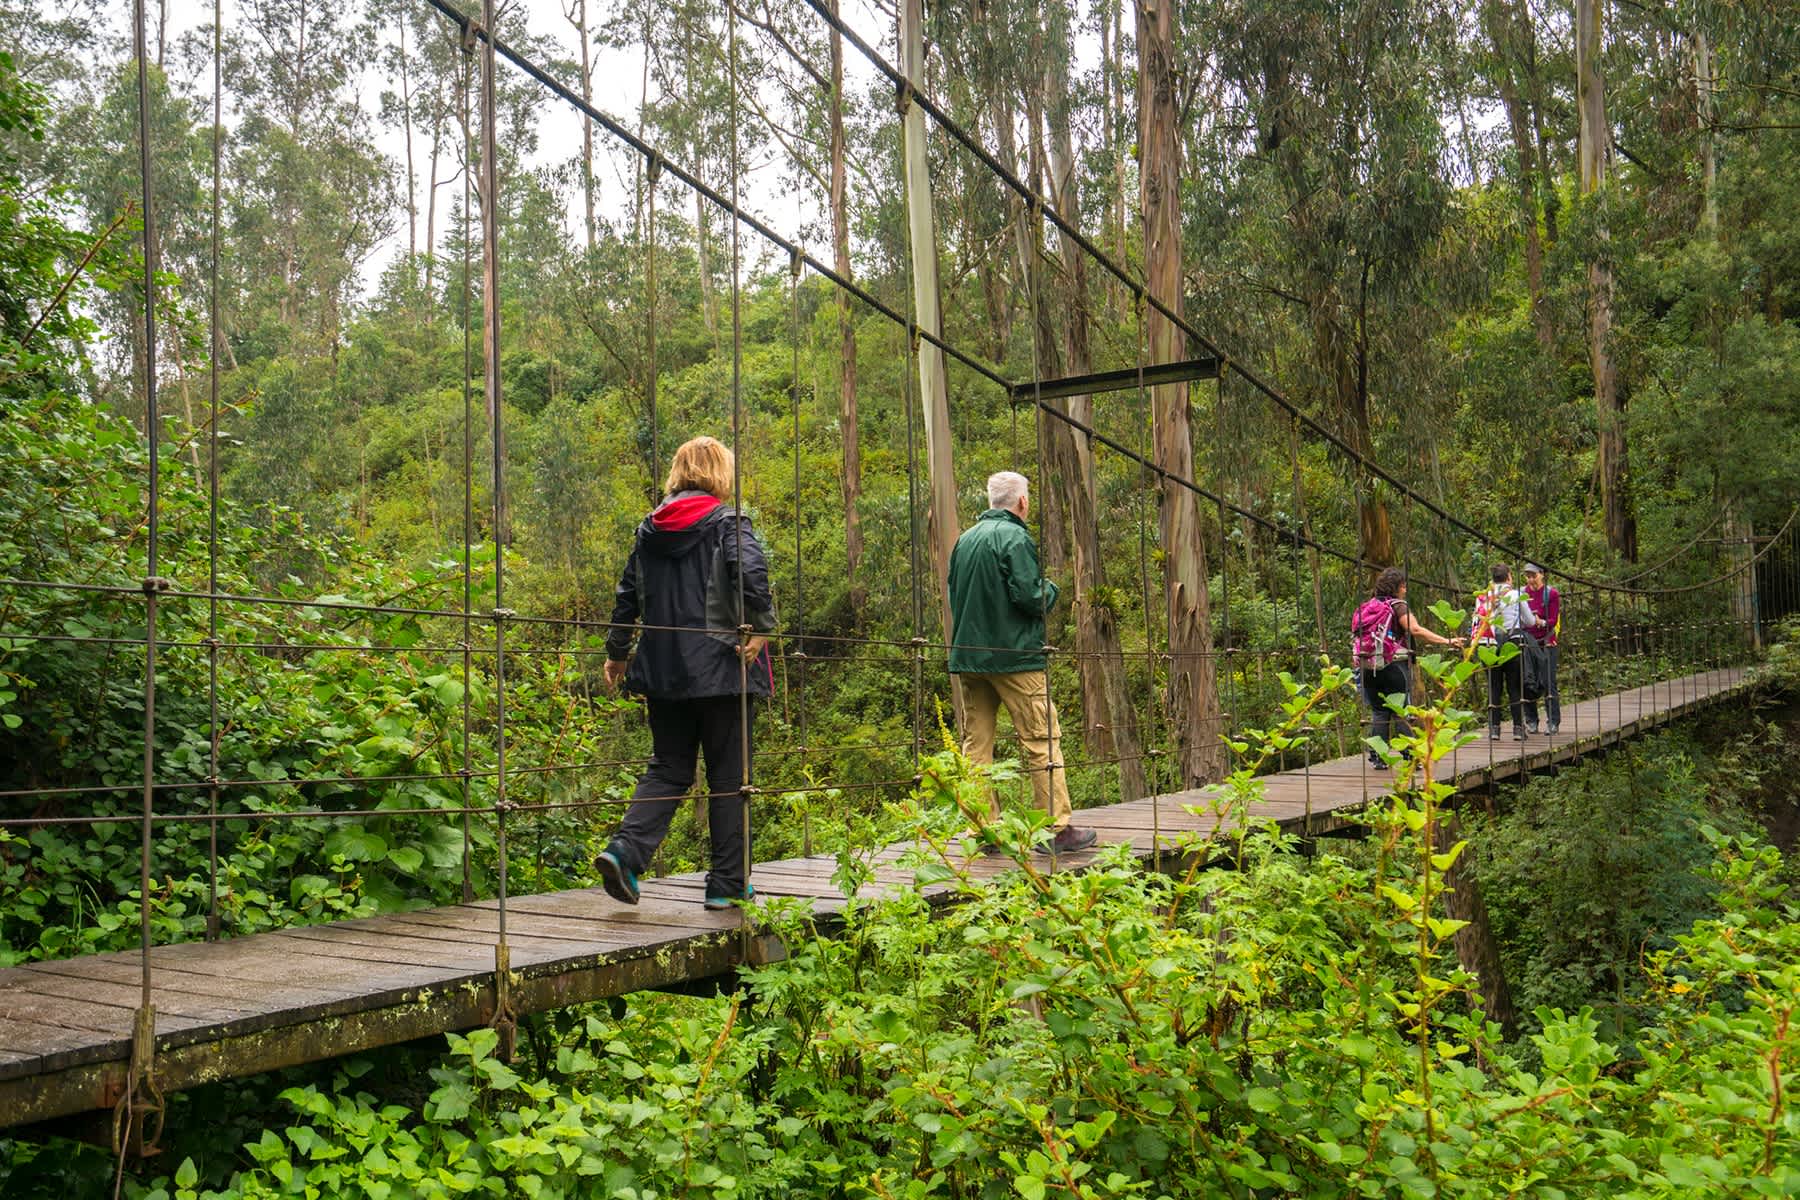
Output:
top-left (946, 508), bottom-right (1060, 674)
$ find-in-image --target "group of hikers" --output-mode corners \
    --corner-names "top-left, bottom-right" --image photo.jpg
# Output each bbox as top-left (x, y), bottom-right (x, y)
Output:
top-left (588, 449), bottom-right (1560, 908)
top-left (1350, 561), bottom-right (1563, 767)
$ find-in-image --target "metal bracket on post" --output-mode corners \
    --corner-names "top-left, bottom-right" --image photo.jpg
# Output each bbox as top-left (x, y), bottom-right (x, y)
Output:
top-left (114, 1003), bottom-right (164, 1161)
top-left (490, 941), bottom-right (516, 1062)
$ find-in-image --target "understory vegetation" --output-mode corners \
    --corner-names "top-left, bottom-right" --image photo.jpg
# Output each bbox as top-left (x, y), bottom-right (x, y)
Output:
top-left (2, 652), bottom-right (1794, 1199)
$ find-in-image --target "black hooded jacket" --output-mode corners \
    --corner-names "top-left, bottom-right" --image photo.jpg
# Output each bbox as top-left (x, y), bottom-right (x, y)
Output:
top-left (605, 491), bottom-right (777, 700)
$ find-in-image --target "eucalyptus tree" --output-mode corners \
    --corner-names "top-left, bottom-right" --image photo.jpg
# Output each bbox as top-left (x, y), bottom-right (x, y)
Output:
top-left (1189, 0), bottom-right (1463, 572)
top-left (1575, 0), bottom-right (1635, 562)
top-left (227, 0), bottom-right (394, 355)
top-left (1139, 0), bottom-right (1223, 786)
top-left (70, 59), bottom-right (210, 443)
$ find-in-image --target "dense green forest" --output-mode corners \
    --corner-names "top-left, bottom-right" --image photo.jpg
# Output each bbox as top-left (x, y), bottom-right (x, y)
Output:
top-left (1, 0), bottom-right (1798, 1192)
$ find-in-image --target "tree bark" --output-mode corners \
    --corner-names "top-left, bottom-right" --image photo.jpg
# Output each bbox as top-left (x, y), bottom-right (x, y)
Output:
top-left (398, 14), bottom-right (418, 263)
top-left (1433, 813), bottom-right (1517, 1032)
top-left (899, 0), bottom-right (961, 716)
top-left (568, 0), bottom-right (596, 255)
top-left (828, 0), bottom-right (864, 623)
top-left (1694, 29), bottom-right (1716, 235)
top-left (1138, 0), bottom-right (1223, 786)
top-left (1482, 0), bottom-right (1552, 351)
top-left (1577, 0), bottom-right (1635, 562)
top-left (1042, 2), bottom-right (1145, 800)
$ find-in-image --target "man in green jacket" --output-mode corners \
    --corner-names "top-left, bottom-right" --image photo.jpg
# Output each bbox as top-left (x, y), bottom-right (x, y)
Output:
top-left (947, 471), bottom-right (1097, 855)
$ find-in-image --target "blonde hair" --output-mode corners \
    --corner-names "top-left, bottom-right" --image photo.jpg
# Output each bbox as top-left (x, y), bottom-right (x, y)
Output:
top-left (664, 436), bottom-right (735, 500)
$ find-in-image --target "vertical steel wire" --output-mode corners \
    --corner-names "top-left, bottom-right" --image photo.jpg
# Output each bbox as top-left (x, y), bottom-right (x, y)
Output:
top-left (478, 0), bottom-right (515, 1051)
top-left (123, 0), bottom-right (166, 1170)
top-left (790, 250), bottom-right (808, 853)
top-left (459, 24), bottom-right (476, 905)
top-left (646, 152), bottom-right (660, 497)
top-left (205, 0), bottom-right (224, 942)
top-left (728, 6), bottom-right (753, 922)
top-left (1026, 203), bottom-right (1063, 858)
top-left (1131, 292), bottom-right (1165, 869)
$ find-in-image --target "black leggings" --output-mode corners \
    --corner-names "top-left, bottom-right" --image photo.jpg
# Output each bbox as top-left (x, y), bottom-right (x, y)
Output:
top-left (1362, 662), bottom-right (1413, 754)
top-left (1487, 657), bottom-right (1525, 731)
top-left (611, 696), bottom-right (753, 898)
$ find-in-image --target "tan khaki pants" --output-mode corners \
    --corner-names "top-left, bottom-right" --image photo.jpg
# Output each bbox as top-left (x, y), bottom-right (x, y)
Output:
top-left (958, 669), bottom-right (1071, 829)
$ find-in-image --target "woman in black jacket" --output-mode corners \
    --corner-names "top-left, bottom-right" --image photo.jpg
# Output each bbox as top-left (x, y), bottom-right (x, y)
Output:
top-left (594, 436), bottom-right (776, 909)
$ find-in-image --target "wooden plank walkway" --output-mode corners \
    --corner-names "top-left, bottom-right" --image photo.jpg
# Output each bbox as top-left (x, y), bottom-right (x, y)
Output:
top-left (0, 665), bottom-right (1749, 1129)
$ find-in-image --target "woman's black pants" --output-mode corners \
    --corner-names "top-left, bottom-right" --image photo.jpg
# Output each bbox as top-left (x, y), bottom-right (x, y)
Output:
top-left (609, 695), bottom-right (752, 899)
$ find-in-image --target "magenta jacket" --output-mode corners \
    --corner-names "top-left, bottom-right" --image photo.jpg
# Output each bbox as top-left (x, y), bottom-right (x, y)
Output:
top-left (1526, 585), bottom-right (1560, 646)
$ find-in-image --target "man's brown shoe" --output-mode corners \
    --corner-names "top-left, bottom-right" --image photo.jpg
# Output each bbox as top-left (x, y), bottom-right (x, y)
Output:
top-left (1036, 824), bottom-right (1098, 855)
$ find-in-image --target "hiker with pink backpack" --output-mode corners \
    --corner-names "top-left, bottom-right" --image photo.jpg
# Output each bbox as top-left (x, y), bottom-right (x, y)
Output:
top-left (1350, 567), bottom-right (1464, 768)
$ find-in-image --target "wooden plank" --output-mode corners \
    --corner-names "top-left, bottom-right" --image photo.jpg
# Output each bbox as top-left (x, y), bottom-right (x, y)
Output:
top-left (26, 953), bottom-right (356, 1011)
top-left (0, 987), bottom-right (197, 1040)
top-left (374, 908), bottom-right (633, 950)
top-left (274, 925), bottom-right (504, 971)
top-left (0, 1015), bottom-right (109, 1059)
top-left (13, 967), bottom-right (269, 1023)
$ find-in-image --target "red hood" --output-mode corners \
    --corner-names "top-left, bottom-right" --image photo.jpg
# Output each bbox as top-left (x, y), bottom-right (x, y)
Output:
top-left (652, 494), bottom-right (721, 531)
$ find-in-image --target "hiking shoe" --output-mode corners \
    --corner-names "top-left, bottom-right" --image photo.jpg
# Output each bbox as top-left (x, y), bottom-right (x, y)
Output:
top-left (594, 849), bottom-right (639, 906)
top-left (1488, 728), bottom-right (1502, 740)
top-left (1036, 824), bottom-right (1098, 855)
top-left (703, 884), bottom-right (755, 911)
top-left (1511, 729), bottom-right (1527, 742)
top-left (1526, 721), bottom-right (1540, 734)
top-left (1548, 723), bottom-right (1560, 735)
top-left (1367, 753), bottom-right (1387, 770)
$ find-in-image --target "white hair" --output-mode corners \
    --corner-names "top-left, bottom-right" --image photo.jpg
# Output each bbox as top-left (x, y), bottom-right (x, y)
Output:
top-left (986, 471), bottom-right (1030, 511)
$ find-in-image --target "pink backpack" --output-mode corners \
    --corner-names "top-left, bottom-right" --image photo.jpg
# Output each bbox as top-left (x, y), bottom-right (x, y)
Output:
top-left (1349, 596), bottom-right (1405, 670)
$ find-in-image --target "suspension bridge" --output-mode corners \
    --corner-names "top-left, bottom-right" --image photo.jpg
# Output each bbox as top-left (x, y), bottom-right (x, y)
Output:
top-left (2, 0), bottom-right (1796, 1150)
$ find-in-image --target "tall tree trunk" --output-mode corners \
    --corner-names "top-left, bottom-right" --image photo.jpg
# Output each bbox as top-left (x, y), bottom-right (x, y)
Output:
top-left (899, 0), bottom-right (961, 714)
top-left (683, 29), bottom-right (718, 343)
top-left (828, 0), bottom-right (864, 623)
top-left (1694, 29), bottom-right (1716, 235)
top-left (1110, 0), bottom-right (1129, 275)
top-left (1045, 6), bottom-right (1145, 800)
top-left (1012, 67), bottom-right (1068, 574)
top-left (398, 16), bottom-right (418, 264)
top-left (568, 0), bottom-right (596, 255)
top-left (1482, 0), bottom-right (1552, 350)
top-left (1138, 0), bottom-right (1223, 787)
top-left (425, 103), bottom-right (442, 308)
top-left (480, 0), bottom-right (507, 546)
top-left (1521, 0), bottom-right (1558, 244)
top-left (1434, 813), bottom-right (1517, 1032)
top-left (1577, 0), bottom-right (1635, 561)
